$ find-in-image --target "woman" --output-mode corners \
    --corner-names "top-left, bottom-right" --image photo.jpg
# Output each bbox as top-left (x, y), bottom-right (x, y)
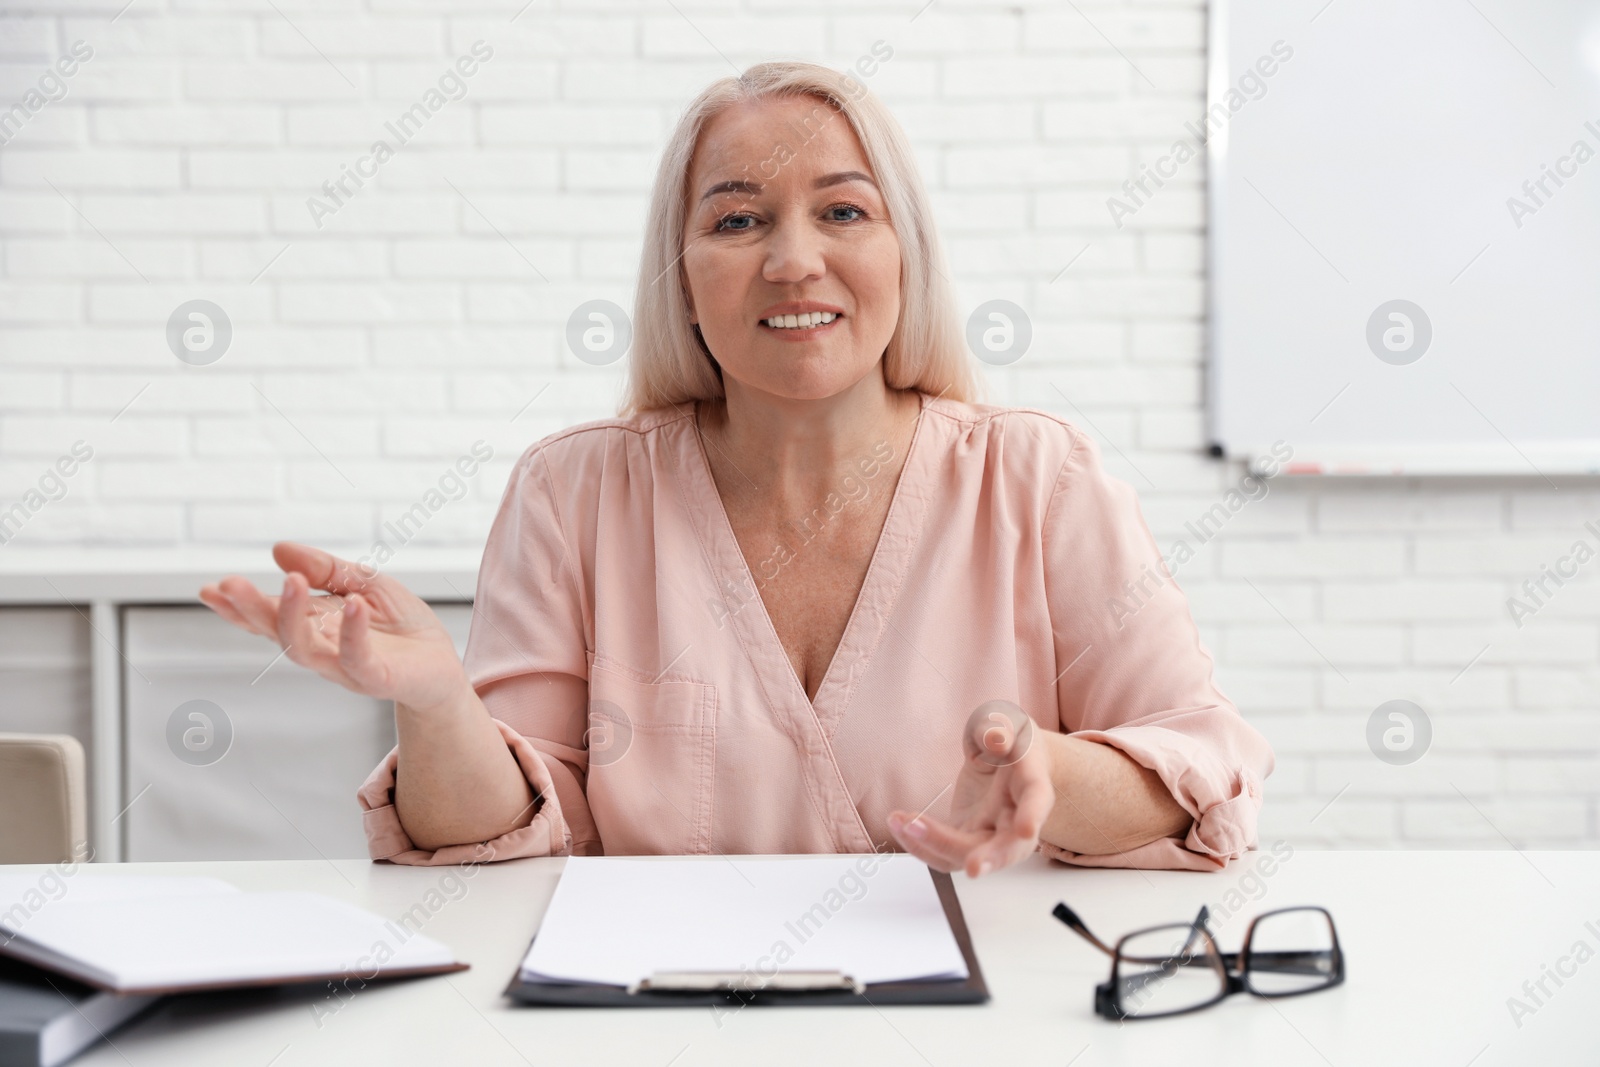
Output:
top-left (200, 61), bottom-right (1272, 878)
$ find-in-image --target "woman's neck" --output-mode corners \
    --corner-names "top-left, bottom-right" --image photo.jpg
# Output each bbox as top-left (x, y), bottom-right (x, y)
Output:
top-left (698, 373), bottom-right (921, 503)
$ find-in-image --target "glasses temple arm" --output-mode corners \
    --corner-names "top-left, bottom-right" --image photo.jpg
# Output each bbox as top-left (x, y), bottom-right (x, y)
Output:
top-left (1051, 903), bottom-right (1118, 958)
top-left (1053, 902), bottom-right (1218, 960)
top-left (1181, 905), bottom-right (1211, 955)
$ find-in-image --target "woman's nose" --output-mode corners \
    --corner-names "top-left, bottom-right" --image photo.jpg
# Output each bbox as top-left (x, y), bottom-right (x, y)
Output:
top-left (761, 217), bottom-right (827, 284)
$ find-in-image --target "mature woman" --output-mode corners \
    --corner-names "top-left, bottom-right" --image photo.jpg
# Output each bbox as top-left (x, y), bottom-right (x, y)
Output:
top-left (200, 61), bottom-right (1272, 878)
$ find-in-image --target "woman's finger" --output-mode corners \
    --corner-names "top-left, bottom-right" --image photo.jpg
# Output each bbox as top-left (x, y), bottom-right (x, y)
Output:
top-left (199, 585), bottom-right (256, 633)
top-left (887, 823), bottom-right (957, 872)
top-left (1011, 764), bottom-right (1056, 842)
top-left (962, 825), bottom-right (1027, 877)
top-left (274, 541), bottom-right (384, 600)
top-left (976, 815), bottom-right (1041, 874)
top-left (336, 593), bottom-right (383, 692)
top-left (888, 811), bottom-right (985, 873)
top-left (217, 576), bottom-right (284, 640)
top-left (276, 573), bottom-right (340, 675)
top-left (970, 769), bottom-right (1056, 873)
top-left (963, 701), bottom-right (1035, 770)
top-left (886, 811), bottom-right (951, 870)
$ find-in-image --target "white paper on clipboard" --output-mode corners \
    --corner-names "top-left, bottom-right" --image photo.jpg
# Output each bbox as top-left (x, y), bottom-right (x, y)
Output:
top-left (518, 854), bottom-right (969, 988)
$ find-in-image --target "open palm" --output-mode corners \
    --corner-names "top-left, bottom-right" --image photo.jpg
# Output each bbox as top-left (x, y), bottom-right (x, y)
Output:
top-left (199, 542), bottom-right (468, 712)
top-left (887, 704), bottom-right (1055, 878)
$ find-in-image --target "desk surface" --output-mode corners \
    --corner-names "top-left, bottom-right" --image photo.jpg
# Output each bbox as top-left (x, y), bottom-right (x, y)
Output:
top-left (8, 850), bottom-right (1595, 1066)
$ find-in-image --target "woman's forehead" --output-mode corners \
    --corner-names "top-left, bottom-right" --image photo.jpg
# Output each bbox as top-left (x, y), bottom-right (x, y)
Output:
top-left (691, 98), bottom-right (868, 186)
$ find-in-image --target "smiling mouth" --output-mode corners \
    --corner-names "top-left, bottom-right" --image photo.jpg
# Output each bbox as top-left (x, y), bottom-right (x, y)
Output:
top-left (760, 311), bottom-right (841, 332)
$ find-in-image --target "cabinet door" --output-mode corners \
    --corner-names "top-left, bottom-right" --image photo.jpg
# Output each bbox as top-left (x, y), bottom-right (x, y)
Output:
top-left (0, 607), bottom-right (95, 823)
top-left (122, 603), bottom-right (472, 861)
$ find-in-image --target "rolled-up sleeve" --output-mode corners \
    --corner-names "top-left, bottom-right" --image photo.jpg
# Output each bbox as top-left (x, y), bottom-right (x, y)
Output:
top-left (359, 443), bottom-right (602, 864)
top-left (1039, 427), bottom-right (1274, 871)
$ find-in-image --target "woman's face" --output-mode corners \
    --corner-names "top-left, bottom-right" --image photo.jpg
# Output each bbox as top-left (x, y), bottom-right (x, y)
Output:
top-left (680, 94), bottom-right (902, 403)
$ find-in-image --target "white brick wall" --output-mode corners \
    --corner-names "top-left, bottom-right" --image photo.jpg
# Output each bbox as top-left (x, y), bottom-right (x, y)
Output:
top-left (1, 0), bottom-right (1596, 850)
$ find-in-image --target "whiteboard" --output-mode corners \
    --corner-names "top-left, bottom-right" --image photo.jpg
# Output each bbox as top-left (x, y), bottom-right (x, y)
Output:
top-left (1208, 0), bottom-right (1600, 475)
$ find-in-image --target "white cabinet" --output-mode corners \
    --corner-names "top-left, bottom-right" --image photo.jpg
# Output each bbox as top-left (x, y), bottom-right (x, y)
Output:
top-left (121, 604), bottom-right (472, 861)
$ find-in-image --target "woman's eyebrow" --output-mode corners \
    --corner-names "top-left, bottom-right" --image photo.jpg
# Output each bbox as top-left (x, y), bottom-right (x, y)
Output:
top-left (815, 170), bottom-right (877, 190)
top-left (698, 170), bottom-right (878, 202)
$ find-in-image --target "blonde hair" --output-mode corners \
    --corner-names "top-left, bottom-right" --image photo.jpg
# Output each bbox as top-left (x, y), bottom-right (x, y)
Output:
top-left (619, 60), bottom-right (981, 416)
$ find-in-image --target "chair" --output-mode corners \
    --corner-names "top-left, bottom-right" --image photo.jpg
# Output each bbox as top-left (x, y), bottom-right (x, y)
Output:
top-left (0, 733), bottom-right (88, 864)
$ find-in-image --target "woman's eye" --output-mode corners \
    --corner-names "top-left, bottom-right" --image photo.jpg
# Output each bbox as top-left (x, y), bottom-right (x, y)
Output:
top-left (713, 203), bottom-right (866, 232)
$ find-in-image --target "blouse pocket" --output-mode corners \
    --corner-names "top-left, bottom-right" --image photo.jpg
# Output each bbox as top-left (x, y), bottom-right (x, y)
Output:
top-left (584, 657), bottom-right (718, 856)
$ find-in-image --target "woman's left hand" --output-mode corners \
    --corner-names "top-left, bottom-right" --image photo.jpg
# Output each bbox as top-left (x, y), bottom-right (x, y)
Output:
top-left (887, 701), bottom-right (1056, 878)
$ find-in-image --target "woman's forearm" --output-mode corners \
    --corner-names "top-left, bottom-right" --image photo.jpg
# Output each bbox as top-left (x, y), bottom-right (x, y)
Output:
top-left (393, 683), bottom-right (537, 852)
top-left (1036, 732), bottom-right (1191, 856)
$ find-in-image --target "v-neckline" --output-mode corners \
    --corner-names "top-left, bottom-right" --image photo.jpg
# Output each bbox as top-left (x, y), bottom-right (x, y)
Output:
top-left (683, 389), bottom-right (932, 734)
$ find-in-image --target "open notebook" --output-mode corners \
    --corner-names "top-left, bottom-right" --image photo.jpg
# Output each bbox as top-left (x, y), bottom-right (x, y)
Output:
top-left (518, 855), bottom-right (970, 989)
top-left (0, 875), bottom-right (466, 996)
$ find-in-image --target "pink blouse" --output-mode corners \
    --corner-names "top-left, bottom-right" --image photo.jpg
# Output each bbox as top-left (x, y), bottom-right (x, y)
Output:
top-left (358, 391), bottom-right (1274, 871)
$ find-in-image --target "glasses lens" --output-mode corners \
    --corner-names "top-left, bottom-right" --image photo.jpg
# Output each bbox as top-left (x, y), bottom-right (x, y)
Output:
top-left (1245, 908), bottom-right (1340, 994)
top-left (1113, 923), bottom-right (1226, 1018)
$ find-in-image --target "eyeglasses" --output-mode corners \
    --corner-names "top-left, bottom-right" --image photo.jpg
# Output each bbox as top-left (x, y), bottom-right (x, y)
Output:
top-left (1052, 902), bottom-right (1345, 1021)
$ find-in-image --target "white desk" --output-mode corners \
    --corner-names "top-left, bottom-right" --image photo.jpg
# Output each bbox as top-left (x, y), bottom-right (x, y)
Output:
top-left (10, 850), bottom-right (1597, 1066)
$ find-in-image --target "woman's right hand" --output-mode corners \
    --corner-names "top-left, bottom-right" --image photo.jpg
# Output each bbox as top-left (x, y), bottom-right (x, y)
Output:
top-left (199, 541), bottom-right (470, 713)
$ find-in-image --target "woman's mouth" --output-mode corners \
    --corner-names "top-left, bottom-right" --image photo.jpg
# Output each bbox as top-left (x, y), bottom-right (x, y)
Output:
top-left (759, 311), bottom-right (842, 338)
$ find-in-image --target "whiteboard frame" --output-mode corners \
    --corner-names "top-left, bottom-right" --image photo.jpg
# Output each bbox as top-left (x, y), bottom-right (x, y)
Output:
top-left (1202, 0), bottom-right (1600, 478)
top-left (1204, 0), bottom-right (1231, 465)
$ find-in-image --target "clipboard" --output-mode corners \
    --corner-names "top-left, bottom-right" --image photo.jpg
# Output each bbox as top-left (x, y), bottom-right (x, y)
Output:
top-left (503, 868), bottom-right (989, 1007)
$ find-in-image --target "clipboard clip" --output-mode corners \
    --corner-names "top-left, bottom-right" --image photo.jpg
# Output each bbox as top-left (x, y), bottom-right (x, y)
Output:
top-left (627, 969), bottom-right (865, 995)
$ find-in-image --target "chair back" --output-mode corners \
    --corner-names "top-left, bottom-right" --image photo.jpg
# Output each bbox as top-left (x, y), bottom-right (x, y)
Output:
top-left (0, 733), bottom-right (88, 864)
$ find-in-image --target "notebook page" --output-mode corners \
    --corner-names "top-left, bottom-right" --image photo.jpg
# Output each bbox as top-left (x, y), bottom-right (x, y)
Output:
top-left (519, 855), bottom-right (969, 987)
top-left (0, 874), bottom-right (238, 915)
top-left (1, 888), bottom-right (459, 992)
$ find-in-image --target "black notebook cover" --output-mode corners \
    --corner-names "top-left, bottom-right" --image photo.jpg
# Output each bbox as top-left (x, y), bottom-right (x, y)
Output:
top-left (504, 867), bottom-right (989, 1008)
top-left (0, 956), bottom-right (159, 1067)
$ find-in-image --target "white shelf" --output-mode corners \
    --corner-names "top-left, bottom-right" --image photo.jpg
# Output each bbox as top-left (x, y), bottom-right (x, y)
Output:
top-left (0, 549), bottom-right (482, 604)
